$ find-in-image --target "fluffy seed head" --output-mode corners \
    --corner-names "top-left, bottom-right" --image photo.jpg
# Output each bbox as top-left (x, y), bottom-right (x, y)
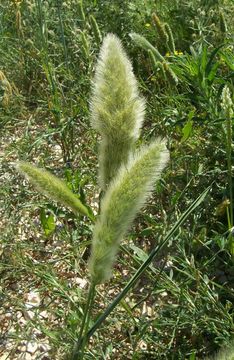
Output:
top-left (164, 23), bottom-right (175, 53)
top-left (89, 140), bottom-right (169, 284)
top-left (130, 33), bottom-right (165, 62)
top-left (0, 70), bottom-right (12, 107)
top-left (89, 15), bottom-right (102, 44)
top-left (162, 62), bottom-right (178, 85)
top-left (91, 33), bottom-right (145, 138)
top-left (90, 34), bottom-right (145, 189)
top-left (152, 13), bottom-right (169, 44)
top-left (221, 85), bottom-right (233, 118)
top-left (204, 342), bottom-right (234, 360)
top-left (16, 162), bottom-right (91, 218)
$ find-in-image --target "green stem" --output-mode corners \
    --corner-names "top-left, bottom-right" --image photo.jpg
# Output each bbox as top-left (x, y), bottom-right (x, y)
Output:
top-left (225, 99), bottom-right (233, 255)
top-left (71, 283), bottom-right (96, 360)
top-left (36, 0), bottom-right (47, 54)
top-left (226, 112), bottom-right (233, 228)
top-left (57, 0), bottom-right (68, 68)
top-left (79, 284), bottom-right (96, 358)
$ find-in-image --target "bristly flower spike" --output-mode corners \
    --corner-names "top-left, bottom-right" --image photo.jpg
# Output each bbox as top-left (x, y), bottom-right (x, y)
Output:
top-left (152, 13), bottom-right (168, 44)
top-left (164, 23), bottom-right (175, 54)
top-left (130, 32), bottom-right (165, 62)
top-left (16, 162), bottom-right (93, 219)
top-left (89, 140), bottom-right (169, 284)
top-left (89, 15), bottom-right (102, 44)
top-left (90, 34), bottom-right (145, 190)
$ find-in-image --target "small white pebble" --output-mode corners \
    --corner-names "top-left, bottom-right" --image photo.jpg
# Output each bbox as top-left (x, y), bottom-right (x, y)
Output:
top-left (74, 277), bottom-right (87, 289)
top-left (18, 317), bottom-right (27, 326)
top-left (38, 343), bottom-right (51, 352)
top-left (27, 341), bottom-right (38, 354)
top-left (24, 353), bottom-right (32, 360)
top-left (5, 341), bottom-right (14, 350)
top-left (18, 344), bottom-right (27, 352)
top-left (139, 340), bottom-right (147, 350)
top-left (24, 310), bottom-right (35, 320)
top-left (16, 311), bottom-right (23, 319)
top-left (39, 310), bottom-right (48, 319)
top-left (33, 328), bottom-right (42, 337)
top-left (25, 291), bottom-right (41, 308)
top-left (0, 354), bottom-right (11, 360)
top-left (5, 312), bottom-right (12, 320)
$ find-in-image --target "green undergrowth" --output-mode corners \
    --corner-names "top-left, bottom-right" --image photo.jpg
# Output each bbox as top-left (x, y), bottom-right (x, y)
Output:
top-left (0, 0), bottom-right (233, 359)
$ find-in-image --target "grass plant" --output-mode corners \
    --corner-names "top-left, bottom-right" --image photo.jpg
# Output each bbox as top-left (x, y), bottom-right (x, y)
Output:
top-left (15, 34), bottom-right (170, 359)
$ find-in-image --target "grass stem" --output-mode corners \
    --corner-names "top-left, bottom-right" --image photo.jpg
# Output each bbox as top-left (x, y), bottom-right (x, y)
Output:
top-left (71, 282), bottom-right (96, 360)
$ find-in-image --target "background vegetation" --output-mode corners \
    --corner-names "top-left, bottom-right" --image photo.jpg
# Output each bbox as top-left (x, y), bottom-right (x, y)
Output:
top-left (0, 0), bottom-right (233, 359)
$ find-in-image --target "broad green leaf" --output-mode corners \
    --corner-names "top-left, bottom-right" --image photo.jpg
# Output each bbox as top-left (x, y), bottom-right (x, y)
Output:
top-left (207, 62), bottom-right (219, 84)
top-left (182, 119), bottom-right (193, 141)
top-left (40, 208), bottom-right (56, 237)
